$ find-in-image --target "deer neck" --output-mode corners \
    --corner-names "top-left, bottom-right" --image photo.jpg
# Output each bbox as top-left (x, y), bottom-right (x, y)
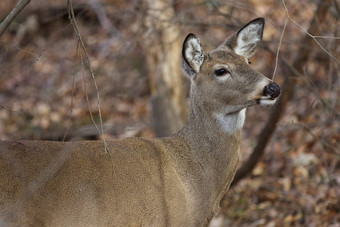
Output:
top-left (175, 93), bottom-right (244, 176)
top-left (179, 99), bottom-right (244, 159)
top-left (181, 90), bottom-right (245, 142)
top-left (172, 97), bottom-right (244, 213)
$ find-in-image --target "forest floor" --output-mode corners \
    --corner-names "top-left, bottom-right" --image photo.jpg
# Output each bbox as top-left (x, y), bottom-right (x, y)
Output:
top-left (0, 0), bottom-right (339, 226)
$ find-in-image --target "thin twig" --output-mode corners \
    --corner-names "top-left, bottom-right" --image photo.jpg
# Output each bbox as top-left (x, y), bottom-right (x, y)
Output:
top-left (282, 0), bottom-right (340, 64)
top-left (62, 66), bottom-right (76, 142)
top-left (79, 51), bottom-right (101, 139)
top-left (80, 51), bottom-right (115, 173)
top-left (0, 40), bottom-right (37, 56)
top-left (0, 0), bottom-right (31, 37)
top-left (264, 41), bottom-right (339, 117)
top-left (229, 0), bottom-right (332, 188)
top-left (62, 38), bottom-right (82, 142)
top-left (313, 35), bottom-right (340, 39)
top-left (67, 0), bottom-right (114, 172)
top-left (272, 18), bottom-right (288, 81)
top-left (67, 0), bottom-right (104, 143)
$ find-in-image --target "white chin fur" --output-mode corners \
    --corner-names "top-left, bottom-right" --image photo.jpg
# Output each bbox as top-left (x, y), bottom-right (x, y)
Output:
top-left (259, 99), bottom-right (277, 106)
top-left (214, 109), bottom-right (246, 134)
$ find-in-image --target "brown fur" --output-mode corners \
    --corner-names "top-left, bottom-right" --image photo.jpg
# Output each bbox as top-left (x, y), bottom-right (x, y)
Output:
top-left (0, 18), bottom-right (278, 227)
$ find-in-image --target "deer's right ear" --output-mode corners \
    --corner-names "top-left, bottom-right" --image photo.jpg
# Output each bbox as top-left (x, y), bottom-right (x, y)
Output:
top-left (232, 18), bottom-right (264, 58)
top-left (182, 33), bottom-right (204, 78)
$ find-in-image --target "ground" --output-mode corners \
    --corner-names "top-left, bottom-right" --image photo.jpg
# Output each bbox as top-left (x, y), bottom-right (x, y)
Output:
top-left (0, 0), bottom-right (339, 226)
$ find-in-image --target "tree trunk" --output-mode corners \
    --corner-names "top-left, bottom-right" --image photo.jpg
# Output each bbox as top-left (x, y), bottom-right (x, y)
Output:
top-left (229, 0), bottom-right (332, 188)
top-left (142, 0), bottom-right (188, 137)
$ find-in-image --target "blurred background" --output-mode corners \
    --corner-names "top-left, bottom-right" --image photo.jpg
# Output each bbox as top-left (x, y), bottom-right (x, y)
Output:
top-left (0, 0), bottom-right (339, 226)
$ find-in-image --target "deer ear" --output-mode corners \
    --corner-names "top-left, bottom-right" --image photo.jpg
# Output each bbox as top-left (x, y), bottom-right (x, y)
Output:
top-left (182, 33), bottom-right (204, 78)
top-left (223, 18), bottom-right (264, 58)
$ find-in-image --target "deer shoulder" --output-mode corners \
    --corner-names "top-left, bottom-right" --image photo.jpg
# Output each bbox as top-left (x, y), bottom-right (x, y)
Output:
top-left (0, 18), bottom-right (280, 227)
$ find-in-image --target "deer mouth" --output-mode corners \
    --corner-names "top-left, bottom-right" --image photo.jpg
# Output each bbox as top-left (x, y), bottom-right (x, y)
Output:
top-left (256, 96), bottom-right (278, 106)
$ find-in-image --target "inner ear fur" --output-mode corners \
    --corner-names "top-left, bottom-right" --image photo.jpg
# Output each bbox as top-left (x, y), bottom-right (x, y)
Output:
top-left (219, 18), bottom-right (265, 58)
top-left (182, 33), bottom-right (204, 78)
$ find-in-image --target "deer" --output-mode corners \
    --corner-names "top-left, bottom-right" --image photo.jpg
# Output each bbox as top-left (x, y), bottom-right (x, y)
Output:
top-left (0, 18), bottom-right (280, 227)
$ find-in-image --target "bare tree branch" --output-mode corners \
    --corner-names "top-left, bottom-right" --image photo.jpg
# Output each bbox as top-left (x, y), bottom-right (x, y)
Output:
top-left (281, 0), bottom-right (340, 64)
top-left (271, 18), bottom-right (288, 81)
top-left (229, 0), bottom-right (333, 188)
top-left (0, 0), bottom-right (31, 37)
top-left (67, 0), bottom-right (115, 172)
top-left (263, 44), bottom-right (340, 117)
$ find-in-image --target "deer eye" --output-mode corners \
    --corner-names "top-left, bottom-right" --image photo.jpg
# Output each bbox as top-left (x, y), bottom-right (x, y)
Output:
top-left (214, 68), bottom-right (230, 77)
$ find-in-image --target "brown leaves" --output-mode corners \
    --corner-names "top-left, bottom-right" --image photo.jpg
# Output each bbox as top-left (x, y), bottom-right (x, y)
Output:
top-left (0, 0), bottom-right (339, 226)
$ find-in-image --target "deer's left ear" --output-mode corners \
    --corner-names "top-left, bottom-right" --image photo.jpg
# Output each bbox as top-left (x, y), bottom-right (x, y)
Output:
top-left (222, 18), bottom-right (265, 59)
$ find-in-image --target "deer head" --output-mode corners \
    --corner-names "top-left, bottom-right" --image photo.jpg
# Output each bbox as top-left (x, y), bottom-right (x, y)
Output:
top-left (182, 18), bottom-right (280, 129)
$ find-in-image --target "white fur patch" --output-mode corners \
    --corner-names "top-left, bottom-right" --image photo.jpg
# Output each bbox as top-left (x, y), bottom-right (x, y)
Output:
top-left (259, 99), bottom-right (277, 106)
top-left (185, 38), bottom-right (204, 72)
top-left (214, 109), bottom-right (246, 134)
top-left (214, 64), bottom-right (231, 82)
top-left (209, 216), bottom-right (224, 227)
top-left (216, 74), bottom-right (230, 82)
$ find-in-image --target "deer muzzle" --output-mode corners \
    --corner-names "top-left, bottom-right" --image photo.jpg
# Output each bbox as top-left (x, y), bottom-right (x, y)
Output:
top-left (263, 82), bottom-right (281, 99)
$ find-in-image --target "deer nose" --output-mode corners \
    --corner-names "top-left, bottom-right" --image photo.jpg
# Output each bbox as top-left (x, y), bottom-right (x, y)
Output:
top-left (263, 82), bottom-right (281, 98)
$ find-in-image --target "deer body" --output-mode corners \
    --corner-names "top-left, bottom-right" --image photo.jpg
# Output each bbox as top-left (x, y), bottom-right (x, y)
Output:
top-left (0, 18), bottom-right (280, 226)
top-left (1, 132), bottom-right (239, 226)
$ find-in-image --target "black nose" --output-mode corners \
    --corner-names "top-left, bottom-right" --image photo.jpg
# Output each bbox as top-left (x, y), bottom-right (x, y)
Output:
top-left (263, 82), bottom-right (281, 98)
